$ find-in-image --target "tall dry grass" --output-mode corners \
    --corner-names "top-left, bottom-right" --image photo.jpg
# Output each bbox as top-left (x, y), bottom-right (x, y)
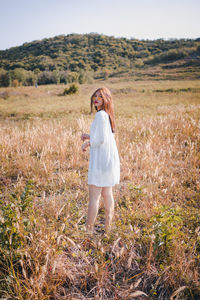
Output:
top-left (0, 81), bottom-right (200, 299)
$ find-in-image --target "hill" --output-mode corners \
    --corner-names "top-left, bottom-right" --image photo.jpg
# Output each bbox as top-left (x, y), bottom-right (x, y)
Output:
top-left (0, 33), bottom-right (200, 86)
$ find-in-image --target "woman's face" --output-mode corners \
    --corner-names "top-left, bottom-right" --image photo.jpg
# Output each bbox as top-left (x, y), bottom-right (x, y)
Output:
top-left (93, 90), bottom-right (104, 110)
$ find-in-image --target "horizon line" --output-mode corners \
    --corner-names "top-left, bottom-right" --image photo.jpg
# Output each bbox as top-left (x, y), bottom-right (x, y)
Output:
top-left (1, 32), bottom-right (200, 51)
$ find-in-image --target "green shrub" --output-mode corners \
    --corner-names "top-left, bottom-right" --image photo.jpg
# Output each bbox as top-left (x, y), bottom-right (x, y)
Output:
top-left (148, 205), bottom-right (200, 265)
top-left (0, 69), bottom-right (10, 87)
top-left (146, 49), bottom-right (187, 65)
top-left (10, 68), bottom-right (27, 85)
top-left (0, 181), bottom-right (34, 254)
top-left (63, 84), bottom-right (78, 95)
top-left (78, 71), bottom-right (87, 84)
top-left (38, 71), bottom-right (57, 85)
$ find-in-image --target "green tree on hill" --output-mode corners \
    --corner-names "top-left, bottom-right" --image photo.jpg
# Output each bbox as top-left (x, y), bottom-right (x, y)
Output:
top-left (0, 33), bottom-right (199, 87)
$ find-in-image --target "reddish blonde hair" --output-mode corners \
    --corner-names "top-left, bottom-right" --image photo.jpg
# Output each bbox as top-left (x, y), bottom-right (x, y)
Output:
top-left (90, 87), bottom-right (116, 133)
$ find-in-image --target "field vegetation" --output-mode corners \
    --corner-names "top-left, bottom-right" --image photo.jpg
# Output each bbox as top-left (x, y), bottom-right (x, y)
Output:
top-left (0, 77), bottom-right (200, 299)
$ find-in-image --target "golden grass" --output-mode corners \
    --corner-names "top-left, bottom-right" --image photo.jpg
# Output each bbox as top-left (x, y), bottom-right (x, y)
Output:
top-left (0, 79), bottom-right (200, 118)
top-left (0, 79), bottom-right (200, 299)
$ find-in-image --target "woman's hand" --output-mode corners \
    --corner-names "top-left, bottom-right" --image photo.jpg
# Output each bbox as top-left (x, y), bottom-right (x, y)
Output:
top-left (81, 133), bottom-right (90, 141)
top-left (82, 141), bottom-right (90, 152)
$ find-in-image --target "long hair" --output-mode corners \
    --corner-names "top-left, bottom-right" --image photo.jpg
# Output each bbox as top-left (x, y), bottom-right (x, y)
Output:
top-left (90, 87), bottom-right (116, 133)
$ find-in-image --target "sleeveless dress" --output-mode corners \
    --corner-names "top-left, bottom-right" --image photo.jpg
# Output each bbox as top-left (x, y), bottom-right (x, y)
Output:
top-left (88, 110), bottom-right (120, 187)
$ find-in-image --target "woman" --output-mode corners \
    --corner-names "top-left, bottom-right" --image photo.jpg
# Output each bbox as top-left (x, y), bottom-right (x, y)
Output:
top-left (81, 87), bottom-right (120, 233)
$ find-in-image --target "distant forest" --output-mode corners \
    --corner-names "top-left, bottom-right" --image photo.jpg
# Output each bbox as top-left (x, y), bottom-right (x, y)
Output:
top-left (0, 33), bottom-right (200, 87)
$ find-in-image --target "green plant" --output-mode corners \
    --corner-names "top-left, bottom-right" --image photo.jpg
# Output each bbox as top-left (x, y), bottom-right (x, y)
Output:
top-left (0, 181), bottom-right (34, 253)
top-left (63, 83), bottom-right (78, 95)
top-left (150, 206), bottom-right (184, 262)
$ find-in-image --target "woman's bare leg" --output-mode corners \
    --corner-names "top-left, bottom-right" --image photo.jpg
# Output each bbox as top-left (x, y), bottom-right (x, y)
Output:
top-left (86, 185), bottom-right (102, 233)
top-left (101, 187), bottom-right (114, 233)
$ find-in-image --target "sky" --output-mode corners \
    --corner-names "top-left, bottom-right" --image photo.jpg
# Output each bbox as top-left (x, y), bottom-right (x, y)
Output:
top-left (0, 0), bottom-right (200, 50)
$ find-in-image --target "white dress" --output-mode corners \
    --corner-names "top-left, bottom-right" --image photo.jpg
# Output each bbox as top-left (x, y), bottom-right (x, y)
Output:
top-left (88, 110), bottom-right (120, 187)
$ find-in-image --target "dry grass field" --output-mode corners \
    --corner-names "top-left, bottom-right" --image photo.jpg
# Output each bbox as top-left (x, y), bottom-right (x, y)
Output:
top-left (0, 78), bottom-right (200, 299)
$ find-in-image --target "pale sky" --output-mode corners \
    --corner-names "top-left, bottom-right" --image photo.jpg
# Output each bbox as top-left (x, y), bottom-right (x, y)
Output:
top-left (0, 0), bottom-right (200, 50)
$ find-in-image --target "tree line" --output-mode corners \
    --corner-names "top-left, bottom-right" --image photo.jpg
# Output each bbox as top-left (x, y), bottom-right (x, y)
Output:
top-left (0, 68), bottom-right (94, 87)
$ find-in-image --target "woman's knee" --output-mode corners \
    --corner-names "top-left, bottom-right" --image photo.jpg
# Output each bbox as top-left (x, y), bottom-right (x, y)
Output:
top-left (101, 187), bottom-right (113, 199)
